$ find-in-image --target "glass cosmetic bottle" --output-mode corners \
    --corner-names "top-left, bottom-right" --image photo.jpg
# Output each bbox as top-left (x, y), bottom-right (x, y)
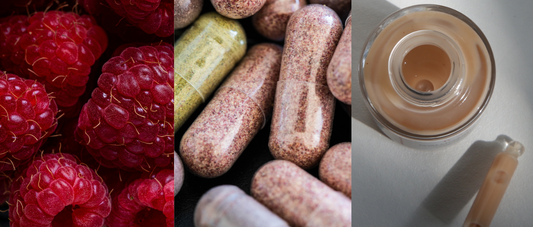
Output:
top-left (360, 5), bottom-right (495, 148)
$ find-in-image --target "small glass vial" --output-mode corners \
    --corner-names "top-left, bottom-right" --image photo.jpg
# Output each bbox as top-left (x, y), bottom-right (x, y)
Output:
top-left (359, 5), bottom-right (495, 148)
top-left (463, 138), bottom-right (524, 227)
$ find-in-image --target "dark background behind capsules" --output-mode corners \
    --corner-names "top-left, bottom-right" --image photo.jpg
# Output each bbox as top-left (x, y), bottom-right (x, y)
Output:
top-left (174, 2), bottom-right (352, 227)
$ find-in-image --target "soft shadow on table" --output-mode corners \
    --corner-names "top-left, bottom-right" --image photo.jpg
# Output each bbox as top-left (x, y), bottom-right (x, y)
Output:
top-left (404, 135), bottom-right (512, 226)
top-left (352, 0), bottom-right (398, 134)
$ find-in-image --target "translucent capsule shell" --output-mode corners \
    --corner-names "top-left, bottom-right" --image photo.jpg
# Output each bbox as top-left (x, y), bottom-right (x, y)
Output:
top-left (251, 160), bottom-right (351, 227)
top-left (180, 44), bottom-right (282, 178)
top-left (268, 4), bottom-right (343, 169)
top-left (174, 12), bottom-right (246, 132)
top-left (195, 185), bottom-right (289, 227)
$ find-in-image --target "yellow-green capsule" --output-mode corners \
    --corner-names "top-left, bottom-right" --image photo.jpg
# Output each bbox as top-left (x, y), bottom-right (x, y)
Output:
top-left (174, 12), bottom-right (246, 132)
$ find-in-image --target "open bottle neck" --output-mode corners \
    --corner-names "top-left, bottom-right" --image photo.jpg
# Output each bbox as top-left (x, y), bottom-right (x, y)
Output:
top-left (388, 30), bottom-right (465, 107)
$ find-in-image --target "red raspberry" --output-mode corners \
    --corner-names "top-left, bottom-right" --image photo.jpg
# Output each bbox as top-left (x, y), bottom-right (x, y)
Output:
top-left (105, 0), bottom-right (173, 37)
top-left (75, 43), bottom-right (174, 172)
top-left (106, 168), bottom-right (173, 227)
top-left (0, 11), bottom-right (108, 118)
top-left (8, 153), bottom-right (112, 227)
top-left (0, 73), bottom-right (58, 173)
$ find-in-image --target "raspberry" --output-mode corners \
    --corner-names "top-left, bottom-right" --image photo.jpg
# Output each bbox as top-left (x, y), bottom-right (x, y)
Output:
top-left (0, 73), bottom-right (58, 173)
top-left (105, 0), bottom-right (173, 37)
top-left (8, 153), bottom-right (112, 227)
top-left (0, 11), bottom-right (108, 118)
top-left (75, 43), bottom-right (173, 172)
top-left (106, 168), bottom-right (173, 227)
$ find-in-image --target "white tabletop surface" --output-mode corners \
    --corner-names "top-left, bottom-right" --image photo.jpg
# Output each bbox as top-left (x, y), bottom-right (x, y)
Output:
top-left (352, 0), bottom-right (533, 226)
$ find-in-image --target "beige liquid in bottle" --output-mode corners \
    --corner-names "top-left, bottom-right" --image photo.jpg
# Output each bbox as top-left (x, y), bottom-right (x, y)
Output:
top-left (361, 5), bottom-right (495, 147)
top-left (402, 45), bottom-right (451, 93)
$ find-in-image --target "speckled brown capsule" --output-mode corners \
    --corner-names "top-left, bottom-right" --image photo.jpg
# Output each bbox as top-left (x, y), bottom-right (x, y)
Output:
top-left (327, 14), bottom-right (351, 105)
top-left (175, 152), bottom-right (184, 196)
top-left (211, 0), bottom-right (267, 19)
top-left (319, 142), bottom-right (351, 198)
top-left (268, 4), bottom-right (343, 169)
top-left (195, 185), bottom-right (289, 227)
top-left (175, 12), bottom-right (246, 132)
top-left (180, 44), bottom-right (283, 178)
top-left (251, 160), bottom-right (351, 227)
top-left (175, 0), bottom-right (204, 29)
top-left (309, 0), bottom-right (351, 20)
top-left (252, 0), bottom-right (306, 41)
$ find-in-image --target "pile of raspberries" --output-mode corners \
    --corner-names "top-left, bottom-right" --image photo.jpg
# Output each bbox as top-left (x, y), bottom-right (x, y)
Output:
top-left (0, 1), bottom-right (174, 226)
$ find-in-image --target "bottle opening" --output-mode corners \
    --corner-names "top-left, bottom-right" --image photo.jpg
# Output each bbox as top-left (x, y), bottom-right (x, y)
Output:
top-left (388, 30), bottom-right (464, 107)
top-left (402, 44), bottom-right (451, 92)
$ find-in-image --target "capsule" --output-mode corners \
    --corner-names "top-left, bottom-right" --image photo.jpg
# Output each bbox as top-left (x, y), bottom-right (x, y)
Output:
top-left (180, 44), bottom-right (282, 178)
top-left (175, 0), bottom-right (204, 29)
top-left (174, 12), bottom-right (247, 132)
top-left (251, 160), bottom-right (351, 227)
top-left (319, 142), bottom-right (351, 198)
top-left (268, 5), bottom-right (343, 169)
top-left (174, 152), bottom-right (184, 196)
top-left (211, 0), bottom-right (267, 19)
top-left (327, 14), bottom-right (351, 105)
top-left (309, 0), bottom-right (351, 20)
top-left (252, 0), bottom-right (306, 41)
top-left (195, 185), bottom-right (289, 227)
